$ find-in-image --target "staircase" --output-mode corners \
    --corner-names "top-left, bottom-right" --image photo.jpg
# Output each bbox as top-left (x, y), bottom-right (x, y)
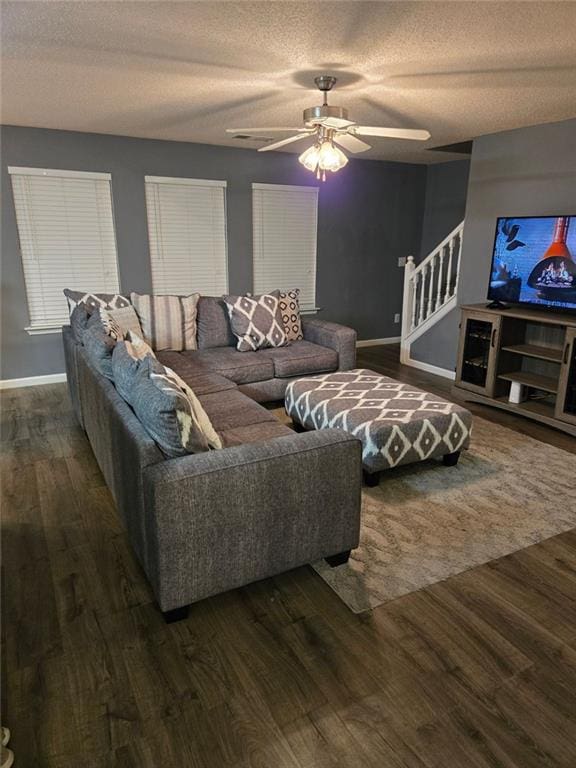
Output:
top-left (400, 221), bottom-right (464, 370)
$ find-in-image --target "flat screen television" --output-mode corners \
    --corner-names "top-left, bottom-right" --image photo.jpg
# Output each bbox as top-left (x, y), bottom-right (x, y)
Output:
top-left (487, 215), bottom-right (576, 312)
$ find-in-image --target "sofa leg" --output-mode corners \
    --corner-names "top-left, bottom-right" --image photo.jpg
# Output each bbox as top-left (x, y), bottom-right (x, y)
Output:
top-left (363, 469), bottom-right (380, 487)
top-left (162, 605), bottom-right (189, 624)
top-left (443, 451), bottom-right (461, 467)
top-left (325, 550), bottom-right (351, 567)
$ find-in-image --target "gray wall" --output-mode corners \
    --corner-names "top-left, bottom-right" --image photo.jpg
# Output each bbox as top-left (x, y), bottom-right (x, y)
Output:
top-left (1, 125), bottom-right (427, 380)
top-left (419, 159), bottom-right (469, 260)
top-left (411, 118), bottom-right (576, 371)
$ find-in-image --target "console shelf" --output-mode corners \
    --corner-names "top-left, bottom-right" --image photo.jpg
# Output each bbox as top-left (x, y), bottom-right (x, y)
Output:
top-left (497, 370), bottom-right (559, 394)
top-left (453, 304), bottom-right (576, 437)
top-left (500, 343), bottom-right (563, 363)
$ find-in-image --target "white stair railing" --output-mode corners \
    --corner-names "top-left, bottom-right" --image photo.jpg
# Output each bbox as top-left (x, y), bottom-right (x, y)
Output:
top-left (401, 221), bottom-right (464, 365)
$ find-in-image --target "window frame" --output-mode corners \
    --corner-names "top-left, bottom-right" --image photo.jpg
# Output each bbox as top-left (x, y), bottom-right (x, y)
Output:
top-left (144, 174), bottom-right (229, 297)
top-left (8, 166), bottom-right (120, 334)
top-left (251, 182), bottom-right (320, 312)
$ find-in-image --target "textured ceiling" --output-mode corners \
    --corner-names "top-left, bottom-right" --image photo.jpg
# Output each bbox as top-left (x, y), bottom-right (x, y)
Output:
top-left (2, 1), bottom-right (576, 164)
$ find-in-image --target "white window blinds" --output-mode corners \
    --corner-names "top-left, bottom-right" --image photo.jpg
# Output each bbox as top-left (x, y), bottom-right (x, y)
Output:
top-left (252, 183), bottom-right (319, 310)
top-left (9, 167), bottom-right (120, 331)
top-left (145, 176), bottom-right (228, 296)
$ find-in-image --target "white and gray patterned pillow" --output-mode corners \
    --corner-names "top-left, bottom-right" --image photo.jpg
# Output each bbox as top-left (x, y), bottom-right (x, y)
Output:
top-left (131, 357), bottom-right (221, 457)
top-left (63, 289), bottom-right (131, 316)
top-left (223, 291), bottom-right (288, 352)
top-left (96, 307), bottom-right (124, 340)
top-left (278, 288), bottom-right (304, 342)
top-left (107, 305), bottom-right (143, 339)
top-left (131, 293), bottom-right (200, 352)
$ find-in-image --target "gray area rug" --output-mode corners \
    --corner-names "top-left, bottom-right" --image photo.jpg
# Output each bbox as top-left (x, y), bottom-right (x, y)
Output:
top-left (274, 407), bottom-right (576, 613)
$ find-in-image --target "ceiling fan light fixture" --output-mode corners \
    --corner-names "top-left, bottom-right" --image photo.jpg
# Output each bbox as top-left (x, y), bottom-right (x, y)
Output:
top-left (298, 138), bottom-right (348, 180)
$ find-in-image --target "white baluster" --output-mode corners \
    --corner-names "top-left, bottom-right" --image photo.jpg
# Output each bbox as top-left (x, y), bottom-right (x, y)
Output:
top-left (427, 255), bottom-right (435, 317)
top-left (410, 272), bottom-right (419, 331)
top-left (418, 265), bottom-right (426, 326)
top-left (445, 238), bottom-right (455, 302)
top-left (454, 231), bottom-right (463, 292)
top-left (435, 246), bottom-right (446, 311)
top-left (400, 255), bottom-right (416, 364)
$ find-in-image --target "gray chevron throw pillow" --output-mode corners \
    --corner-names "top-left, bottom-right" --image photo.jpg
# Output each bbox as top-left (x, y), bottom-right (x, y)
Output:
top-left (223, 291), bottom-right (288, 352)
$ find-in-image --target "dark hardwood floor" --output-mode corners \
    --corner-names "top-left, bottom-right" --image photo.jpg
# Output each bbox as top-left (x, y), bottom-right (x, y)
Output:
top-left (2, 345), bottom-right (576, 767)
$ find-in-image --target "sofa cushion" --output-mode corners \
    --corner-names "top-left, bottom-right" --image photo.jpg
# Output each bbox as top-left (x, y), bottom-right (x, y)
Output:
top-left (279, 288), bottom-right (304, 342)
top-left (199, 389), bottom-right (277, 432)
top-left (70, 303), bottom-right (90, 344)
top-left (261, 340), bottom-right (338, 379)
top-left (183, 347), bottom-right (274, 385)
top-left (224, 292), bottom-right (288, 352)
top-left (131, 292), bottom-right (200, 352)
top-left (156, 350), bottom-right (237, 394)
top-left (219, 420), bottom-right (293, 448)
top-left (196, 296), bottom-right (236, 350)
top-left (131, 358), bottom-right (221, 457)
top-left (111, 338), bottom-right (154, 405)
top-left (83, 324), bottom-right (116, 379)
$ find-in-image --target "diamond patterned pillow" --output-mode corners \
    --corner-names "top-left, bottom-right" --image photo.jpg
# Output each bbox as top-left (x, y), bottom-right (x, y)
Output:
top-left (223, 292), bottom-right (288, 352)
top-left (63, 289), bottom-right (131, 316)
top-left (278, 288), bottom-right (304, 342)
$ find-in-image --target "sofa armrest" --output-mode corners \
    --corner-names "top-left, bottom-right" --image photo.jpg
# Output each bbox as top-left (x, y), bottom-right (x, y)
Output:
top-left (302, 318), bottom-right (357, 370)
top-left (143, 429), bottom-right (362, 610)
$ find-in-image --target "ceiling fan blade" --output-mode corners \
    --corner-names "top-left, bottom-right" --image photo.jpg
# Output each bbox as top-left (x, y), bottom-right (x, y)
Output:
top-left (258, 133), bottom-right (313, 152)
top-left (355, 126), bottom-right (431, 141)
top-left (226, 127), bottom-right (310, 134)
top-left (318, 117), bottom-right (357, 130)
top-left (333, 134), bottom-right (371, 154)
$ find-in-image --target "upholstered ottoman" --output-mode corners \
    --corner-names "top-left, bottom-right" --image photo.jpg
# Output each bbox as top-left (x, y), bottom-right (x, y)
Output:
top-left (285, 369), bottom-right (472, 485)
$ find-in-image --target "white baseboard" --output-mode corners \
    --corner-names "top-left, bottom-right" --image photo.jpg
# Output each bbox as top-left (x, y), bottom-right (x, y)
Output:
top-left (356, 336), bottom-right (401, 348)
top-left (0, 372), bottom-right (67, 390)
top-left (402, 357), bottom-right (456, 380)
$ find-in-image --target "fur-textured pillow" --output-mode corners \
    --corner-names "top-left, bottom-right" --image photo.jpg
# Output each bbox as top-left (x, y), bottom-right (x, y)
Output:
top-left (278, 288), bottom-right (304, 342)
top-left (131, 293), bottom-right (200, 352)
top-left (223, 291), bottom-right (288, 352)
top-left (131, 358), bottom-right (221, 457)
top-left (63, 289), bottom-right (130, 315)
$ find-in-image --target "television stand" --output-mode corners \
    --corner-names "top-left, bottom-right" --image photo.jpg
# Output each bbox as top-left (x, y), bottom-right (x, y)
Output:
top-left (453, 304), bottom-right (576, 436)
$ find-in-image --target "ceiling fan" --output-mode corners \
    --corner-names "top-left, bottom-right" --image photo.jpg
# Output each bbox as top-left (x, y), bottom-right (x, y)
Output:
top-left (226, 75), bottom-right (431, 180)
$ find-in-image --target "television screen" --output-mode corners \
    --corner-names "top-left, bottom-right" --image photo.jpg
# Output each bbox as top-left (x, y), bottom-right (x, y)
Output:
top-left (488, 215), bottom-right (576, 310)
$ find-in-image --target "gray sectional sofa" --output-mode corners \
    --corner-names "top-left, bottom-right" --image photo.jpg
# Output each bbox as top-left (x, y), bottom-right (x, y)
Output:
top-left (63, 296), bottom-right (362, 620)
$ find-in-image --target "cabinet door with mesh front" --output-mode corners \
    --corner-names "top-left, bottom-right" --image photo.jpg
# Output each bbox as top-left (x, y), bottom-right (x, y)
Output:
top-left (455, 310), bottom-right (502, 396)
top-left (556, 328), bottom-right (576, 426)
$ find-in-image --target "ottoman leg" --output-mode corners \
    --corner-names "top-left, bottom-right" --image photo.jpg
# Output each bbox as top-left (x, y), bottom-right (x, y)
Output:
top-left (443, 451), bottom-right (461, 467)
top-left (325, 550), bottom-right (351, 567)
top-left (292, 419), bottom-right (306, 433)
top-left (363, 469), bottom-right (380, 487)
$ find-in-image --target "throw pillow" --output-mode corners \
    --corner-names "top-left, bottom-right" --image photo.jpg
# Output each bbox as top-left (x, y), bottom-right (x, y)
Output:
top-left (83, 324), bottom-right (116, 380)
top-left (108, 305), bottom-right (144, 339)
top-left (111, 338), bottom-right (154, 404)
top-left (223, 291), bottom-right (288, 352)
top-left (125, 330), bottom-right (155, 360)
top-left (63, 289), bottom-right (131, 315)
top-left (130, 293), bottom-right (200, 352)
top-left (70, 303), bottom-right (90, 344)
top-left (96, 307), bottom-right (124, 341)
top-left (131, 358), bottom-right (221, 457)
top-left (278, 288), bottom-right (304, 342)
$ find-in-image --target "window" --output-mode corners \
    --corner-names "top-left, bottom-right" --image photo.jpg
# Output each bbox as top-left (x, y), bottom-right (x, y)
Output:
top-left (145, 176), bottom-right (228, 296)
top-left (9, 167), bottom-right (120, 333)
top-left (252, 183), bottom-right (319, 310)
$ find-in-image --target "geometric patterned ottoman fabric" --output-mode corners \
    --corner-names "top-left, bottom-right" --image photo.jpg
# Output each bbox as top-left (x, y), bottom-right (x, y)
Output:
top-left (285, 369), bottom-right (472, 472)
